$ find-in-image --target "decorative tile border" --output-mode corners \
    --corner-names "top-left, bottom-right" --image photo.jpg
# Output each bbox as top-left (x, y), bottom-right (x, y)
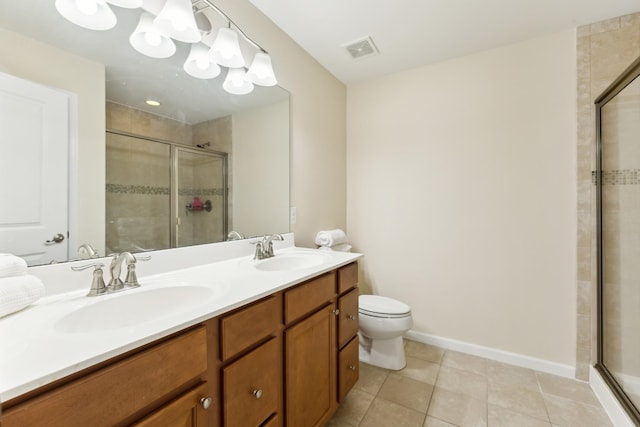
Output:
top-left (591, 169), bottom-right (640, 185)
top-left (106, 184), bottom-right (169, 195)
top-left (178, 188), bottom-right (225, 196)
top-left (106, 184), bottom-right (225, 196)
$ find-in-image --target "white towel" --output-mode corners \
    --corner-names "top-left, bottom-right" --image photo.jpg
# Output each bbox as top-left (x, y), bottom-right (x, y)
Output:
top-left (314, 229), bottom-right (347, 247)
top-left (0, 275), bottom-right (45, 318)
top-left (0, 254), bottom-right (28, 279)
top-left (318, 243), bottom-right (352, 253)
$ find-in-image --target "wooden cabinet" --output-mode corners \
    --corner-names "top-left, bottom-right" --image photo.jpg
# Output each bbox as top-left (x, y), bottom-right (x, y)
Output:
top-left (1, 261), bottom-right (359, 427)
top-left (222, 337), bottom-right (282, 427)
top-left (2, 326), bottom-right (211, 427)
top-left (285, 303), bottom-right (337, 427)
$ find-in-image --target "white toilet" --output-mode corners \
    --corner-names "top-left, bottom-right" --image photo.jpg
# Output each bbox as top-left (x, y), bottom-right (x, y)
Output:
top-left (358, 294), bottom-right (413, 370)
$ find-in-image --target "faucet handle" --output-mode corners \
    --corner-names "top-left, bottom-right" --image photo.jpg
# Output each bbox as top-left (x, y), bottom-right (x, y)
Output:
top-left (71, 263), bottom-right (107, 297)
top-left (253, 241), bottom-right (265, 260)
top-left (124, 254), bottom-right (151, 288)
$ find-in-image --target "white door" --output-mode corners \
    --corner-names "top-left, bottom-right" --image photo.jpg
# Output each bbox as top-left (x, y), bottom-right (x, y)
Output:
top-left (0, 72), bottom-right (69, 265)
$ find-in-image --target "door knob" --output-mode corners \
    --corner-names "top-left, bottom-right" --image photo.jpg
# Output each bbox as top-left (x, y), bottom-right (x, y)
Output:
top-left (253, 389), bottom-right (263, 399)
top-left (45, 233), bottom-right (65, 245)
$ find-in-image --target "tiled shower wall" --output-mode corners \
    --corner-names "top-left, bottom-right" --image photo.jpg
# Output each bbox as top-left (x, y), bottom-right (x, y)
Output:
top-left (105, 102), bottom-right (231, 251)
top-left (576, 12), bottom-right (640, 380)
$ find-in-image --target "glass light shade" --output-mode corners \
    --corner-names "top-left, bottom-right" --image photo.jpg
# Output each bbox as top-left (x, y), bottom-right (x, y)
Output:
top-left (184, 44), bottom-right (221, 79)
top-left (105, 0), bottom-right (143, 8)
top-left (153, 0), bottom-right (201, 43)
top-left (246, 52), bottom-right (277, 86)
top-left (223, 68), bottom-right (254, 95)
top-left (130, 12), bottom-right (176, 58)
top-left (210, 28), bottom-right (245, 68)
top-left (55, 0), bottom-right (116, 31)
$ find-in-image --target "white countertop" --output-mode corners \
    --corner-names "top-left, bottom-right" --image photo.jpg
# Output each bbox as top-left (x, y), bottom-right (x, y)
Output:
top-left (0, 239), bottom-right (361, 403)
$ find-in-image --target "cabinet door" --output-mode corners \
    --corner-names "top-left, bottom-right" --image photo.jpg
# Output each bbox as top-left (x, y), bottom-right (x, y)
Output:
top-left (285, 304), bottom-right (337, 427)
top-left (223, 337), bottom-right (281, 427)
top-left (338, 287), bottom-right (359, 349)
top-left (133, 382), bottom-right (211, 427)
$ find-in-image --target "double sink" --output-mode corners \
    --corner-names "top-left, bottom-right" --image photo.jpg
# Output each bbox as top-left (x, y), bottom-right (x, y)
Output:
top-left (53, 249), bottom-right (332, 334)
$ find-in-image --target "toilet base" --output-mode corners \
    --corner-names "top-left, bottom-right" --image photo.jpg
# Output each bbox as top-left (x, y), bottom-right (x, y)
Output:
top-left (358, 334), bottom-right (406, 370)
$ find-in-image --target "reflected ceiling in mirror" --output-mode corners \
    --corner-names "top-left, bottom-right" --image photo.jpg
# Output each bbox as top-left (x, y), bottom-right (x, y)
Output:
top-left (0, 0), bottom-right (288, 124)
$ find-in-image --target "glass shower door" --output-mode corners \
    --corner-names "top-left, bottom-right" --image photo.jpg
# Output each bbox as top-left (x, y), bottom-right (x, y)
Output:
top-left (598, 59), bottom-right (640, 419)
top-left (105, 133), bottom-right (171, 254)
top-left (174, 147), bottom-right (227, 248)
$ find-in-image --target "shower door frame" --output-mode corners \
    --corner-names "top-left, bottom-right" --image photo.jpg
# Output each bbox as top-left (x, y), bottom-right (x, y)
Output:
top-left (106, 129), bottom-right (228, 250)
top-left (594, 55), bottom-right (640, 425)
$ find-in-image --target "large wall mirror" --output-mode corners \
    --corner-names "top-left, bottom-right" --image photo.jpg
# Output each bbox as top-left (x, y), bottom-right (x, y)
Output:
top-left (0, 0), bottom-right (290, 266)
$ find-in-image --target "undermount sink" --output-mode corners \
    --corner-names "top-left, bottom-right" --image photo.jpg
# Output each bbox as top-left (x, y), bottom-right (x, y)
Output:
top-left (54, 283), bottom-right (223, 334)
top-left (252, 252), bottom-right (331, 272)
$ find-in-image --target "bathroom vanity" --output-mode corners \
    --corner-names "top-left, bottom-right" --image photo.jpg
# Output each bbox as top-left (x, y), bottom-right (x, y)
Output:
top-left (0, 238), bottom-right (361, 427)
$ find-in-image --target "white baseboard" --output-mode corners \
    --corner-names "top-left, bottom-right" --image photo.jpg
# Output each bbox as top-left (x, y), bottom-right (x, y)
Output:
top-left (404, 330), bottom-right (575, 379)
top-left (590, 366), bottom-right (635, 427)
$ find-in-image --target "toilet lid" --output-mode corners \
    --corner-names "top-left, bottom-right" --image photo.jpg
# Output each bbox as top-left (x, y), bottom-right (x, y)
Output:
top-left (359, 295), bottom-right (411, 316)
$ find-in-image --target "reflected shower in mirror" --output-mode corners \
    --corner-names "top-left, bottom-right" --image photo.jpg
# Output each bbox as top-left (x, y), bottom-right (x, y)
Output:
top-left (0, 0), bottom-right (290, 265)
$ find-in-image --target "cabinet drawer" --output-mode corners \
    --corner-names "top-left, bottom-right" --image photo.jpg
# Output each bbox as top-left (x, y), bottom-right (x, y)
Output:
top-left (2, 327), bottom-right (208, 427)
top-left (285, 272), bottom-right (336, 324)
top-left (221, 295), bottom-right (281, 361)
top-left (338, 336), bottom-right (359, 402)
top-left (338, 287), bottom-right (359, 349)
top-left (223, 337), bottom-right (281, 427)
top-left (338, 262), bottom-right (358, 295)
top-left (132, 382), bottom-right (210, 427)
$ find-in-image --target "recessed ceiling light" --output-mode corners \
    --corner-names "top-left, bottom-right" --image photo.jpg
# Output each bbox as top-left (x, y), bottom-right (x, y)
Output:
top-left (146, 99), bottom-right (161, 106)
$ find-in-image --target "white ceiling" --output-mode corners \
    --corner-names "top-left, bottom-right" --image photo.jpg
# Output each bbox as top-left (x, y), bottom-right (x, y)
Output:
top-left (249, 0), bottom-right (640, 84)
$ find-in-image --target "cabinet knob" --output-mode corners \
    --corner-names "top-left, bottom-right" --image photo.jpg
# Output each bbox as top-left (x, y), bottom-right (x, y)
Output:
top-left (253, 389), bottom-right (263, 399)
top-left (348, 364), bottom-right (356, 371)
top-left (333, 309), bottom-right (340, 316)
top-left (200, 397), bottom-right (212, 409)
top-left (348, 314), bottom-right (357, 320)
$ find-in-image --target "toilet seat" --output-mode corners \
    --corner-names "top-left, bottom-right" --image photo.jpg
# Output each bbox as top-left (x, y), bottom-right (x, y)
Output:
top-left (359, 295), bottom-right (411, 318)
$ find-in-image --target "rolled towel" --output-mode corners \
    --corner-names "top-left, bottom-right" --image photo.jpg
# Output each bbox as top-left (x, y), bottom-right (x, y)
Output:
top-left (314, 229), bottom-right (347, 247)
top-left (318, 243), bottom-right (352, 253)
top-left (0, 275), bottom-right (45, 318)
top-left (0, 254), bottom-right (28, 279)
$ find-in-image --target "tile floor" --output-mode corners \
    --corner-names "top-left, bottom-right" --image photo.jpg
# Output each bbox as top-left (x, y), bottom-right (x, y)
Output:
top-left (328, 340), bottom-right (613, 427)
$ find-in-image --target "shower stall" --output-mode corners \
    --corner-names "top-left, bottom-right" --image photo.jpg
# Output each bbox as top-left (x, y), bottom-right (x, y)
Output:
top-left (596, 56), bottom-right (640, 423)
top-left (105, 130), bottom-right (227, 254)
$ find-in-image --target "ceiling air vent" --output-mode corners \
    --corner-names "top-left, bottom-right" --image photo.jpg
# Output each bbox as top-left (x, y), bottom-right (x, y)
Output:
top-left (344, 36), bottom-right (379, 60)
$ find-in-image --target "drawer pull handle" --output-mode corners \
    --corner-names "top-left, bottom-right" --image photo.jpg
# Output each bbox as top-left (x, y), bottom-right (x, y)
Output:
top-left (253, 389), bottom-right (263, 399)
top-left (333, 309), bottom-right (340, 316)
top-left (348, 314), bottom-right (357, 320)
top-left (200, 397), bottom-right (212, 409)
top-left (348, 364), bottom-right (356, 371)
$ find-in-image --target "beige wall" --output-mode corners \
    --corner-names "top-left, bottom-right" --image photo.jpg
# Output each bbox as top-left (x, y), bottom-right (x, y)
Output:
top-left (0, 27), bottom-right (105, 256)
top-left (347, 31), bottom-right (577, 365)
top-left (213, 0), bottom-right (347, 247)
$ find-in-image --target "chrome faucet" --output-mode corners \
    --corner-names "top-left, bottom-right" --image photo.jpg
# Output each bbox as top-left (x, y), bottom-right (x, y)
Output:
top-left (72, 252), bottom-right (151, 296)
top-left (254, 234), bottom-right (284, 260)
top-left (226, 230), bottom-right (245, 241)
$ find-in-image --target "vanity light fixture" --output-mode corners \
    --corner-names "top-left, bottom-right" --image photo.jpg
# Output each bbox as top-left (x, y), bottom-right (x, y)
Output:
top-left (129, 12), bottom-right (176, 58)
top-left (184, 43), bottom-right (221, 79)
top-left (153, 0), bottom-right (201, 43)
top-left (222, 68), bottom-right (254, 95)
top-left (55, 0), bottom-right (278, 95)
top-left (54, 0), bottom-right (117, 31)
